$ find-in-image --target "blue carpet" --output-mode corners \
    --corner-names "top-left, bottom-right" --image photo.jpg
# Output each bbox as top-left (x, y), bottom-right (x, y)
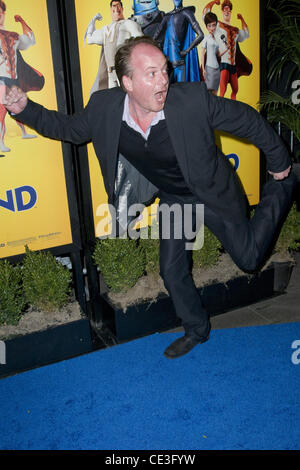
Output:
top-left (0, 322), bottom-right (299, 450)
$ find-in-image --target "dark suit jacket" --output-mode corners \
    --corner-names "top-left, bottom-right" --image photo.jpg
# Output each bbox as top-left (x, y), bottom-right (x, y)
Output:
top-left (16, 82), bottom-right (291, 222)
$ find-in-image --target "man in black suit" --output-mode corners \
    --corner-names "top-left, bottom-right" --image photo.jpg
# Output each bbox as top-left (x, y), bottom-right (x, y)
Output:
top-left (3, 36), bottom-right (298, 359)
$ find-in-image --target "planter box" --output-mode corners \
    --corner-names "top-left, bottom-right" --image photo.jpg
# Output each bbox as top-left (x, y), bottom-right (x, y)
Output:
top-left (0, 260), bottom-right (293, 379)
top-left (99, 262), bottom-right (290, 342)
top-left (0, 318), bottom-right (93, 379)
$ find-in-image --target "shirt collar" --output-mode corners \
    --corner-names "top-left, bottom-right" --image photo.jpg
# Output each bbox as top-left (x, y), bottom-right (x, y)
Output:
top-left (122, 94), bottom-right (165, 140)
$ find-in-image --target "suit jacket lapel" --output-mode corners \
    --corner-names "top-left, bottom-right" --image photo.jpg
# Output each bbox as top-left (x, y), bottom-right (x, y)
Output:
top-left (106, 86), bottom-right (190, 201)
top-left (164, 89), bottom-right (190, 183)
top-left (105, 89), bottom-right (125, 201)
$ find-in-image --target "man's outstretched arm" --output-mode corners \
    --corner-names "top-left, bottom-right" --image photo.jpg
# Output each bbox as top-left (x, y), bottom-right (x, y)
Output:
top-left (204, 89), bottom-right (292, 180)
top-left (3, 85), bottom-right (28, 114)
top-left (3, 86), bottom-right (92, 145)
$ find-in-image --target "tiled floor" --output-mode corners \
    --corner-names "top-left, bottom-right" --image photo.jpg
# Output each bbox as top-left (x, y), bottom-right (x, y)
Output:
top-left (210, 254), bottom-right (300, 330)
top-left (165, 253), bottom-right (300, 335)
top-left (96, 254), bottom-right (300, 349)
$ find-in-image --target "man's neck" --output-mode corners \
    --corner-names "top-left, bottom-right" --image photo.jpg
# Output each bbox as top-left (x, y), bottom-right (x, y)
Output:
top-left (112, 17), bottom-right (125, 23)
top-left (128, 99), bottom-right (158, 134)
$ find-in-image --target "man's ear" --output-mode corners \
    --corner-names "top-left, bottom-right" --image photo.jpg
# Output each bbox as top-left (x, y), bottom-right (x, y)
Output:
top-left (122, 75), bottom-right (132, 92)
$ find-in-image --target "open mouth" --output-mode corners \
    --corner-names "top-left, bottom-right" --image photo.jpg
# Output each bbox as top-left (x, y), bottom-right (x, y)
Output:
top-left (155, 90), bottom-right (167, 102)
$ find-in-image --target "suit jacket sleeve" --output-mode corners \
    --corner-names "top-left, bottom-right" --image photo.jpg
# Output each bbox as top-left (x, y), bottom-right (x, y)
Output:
top-left (14, 98), bottom-right (92, 145)
top-left (204, 90), bottom-right (291, 174)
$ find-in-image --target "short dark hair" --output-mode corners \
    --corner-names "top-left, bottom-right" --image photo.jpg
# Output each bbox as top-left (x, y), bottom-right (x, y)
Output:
top-left (110, 0), bottom-right (123, 7)
top-left (204, 12), bottom-right (218, 26)
top-left (115, 36), bottom-right (163, 91)
top-left (221, 0), bottom-right (233, 11)
top-left (0, 1), bottom-right (6, 12)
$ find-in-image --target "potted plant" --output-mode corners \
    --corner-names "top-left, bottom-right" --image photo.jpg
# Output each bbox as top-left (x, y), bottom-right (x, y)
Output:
top-left (258, 0), bottom-right (300, 289)
top-left (92, 222), bottom-right (282, 342)
top-left (0, 248), bottom-right (92, 379)
top-left (259, 0), bottom-right (300, 160)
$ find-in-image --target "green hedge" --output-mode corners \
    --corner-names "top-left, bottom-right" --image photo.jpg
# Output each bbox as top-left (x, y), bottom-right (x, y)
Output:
top-left (22, 247), bottom-right (72, 312)
top-left (139, 223), bottom-right (160, 275)
top-left (93, 223), bottom-right (223, 293)
top-left (0, 260), bottom-right (25, 326)
top-left (0, 248), bottom-right (72, 326)
top-left (93, 237), bottom-right (146, 292)
top-left (275, 203), bottom-right (300, 253)
top-left (192, 225), bottom-right (222, 269)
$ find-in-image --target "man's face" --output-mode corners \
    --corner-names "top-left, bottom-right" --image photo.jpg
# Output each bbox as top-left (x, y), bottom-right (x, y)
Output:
top-left (123, 44), bottom-right (169, 114)
top-left (222, 6), bottom-right (232, 22)
top-left (207, 22), bottom-right (217, 34)
top-left (133, 0), bottom-right (159, 15)
top-left (0, 8), bottom-right (5, 27)
top-left (111, 1), bottom-right (124, 22)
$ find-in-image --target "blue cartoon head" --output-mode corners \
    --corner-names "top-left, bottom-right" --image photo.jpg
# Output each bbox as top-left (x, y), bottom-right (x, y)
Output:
top-left (173, 0), bottom-right (183, 8)
top-left (132, 0), bottom-right (159, 16)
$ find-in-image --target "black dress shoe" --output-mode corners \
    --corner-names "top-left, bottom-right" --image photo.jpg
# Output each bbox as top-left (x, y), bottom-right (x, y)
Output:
top-left (164, 333), bottom-right (209, 359)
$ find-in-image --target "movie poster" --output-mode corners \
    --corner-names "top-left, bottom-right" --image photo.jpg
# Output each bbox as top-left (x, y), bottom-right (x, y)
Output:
top-left (0, 0), bottom-right (73, 259)
top-left (75, 0), bottom-right (260, 237)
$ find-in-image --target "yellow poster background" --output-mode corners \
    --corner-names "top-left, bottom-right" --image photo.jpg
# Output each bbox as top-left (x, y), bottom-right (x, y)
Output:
top-left (74, 0), bottom-right (260, 236)
top-left (0, 0), bottom-right (73, 258)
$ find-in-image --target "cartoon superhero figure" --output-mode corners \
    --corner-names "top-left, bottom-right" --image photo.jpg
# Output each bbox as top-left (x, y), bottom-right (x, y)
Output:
top-left (84, 1), bottom-right (142, 92)
top-left (203, 0), bottom-right (252, 100)
top-left (131, 0), bottom-right (165, 41)
top-left (153, 0), bottom-right (204, 83)
top-left (201, 12), bottom-right (229, 95)
top-left (0, 1), bottom-right (44, 152)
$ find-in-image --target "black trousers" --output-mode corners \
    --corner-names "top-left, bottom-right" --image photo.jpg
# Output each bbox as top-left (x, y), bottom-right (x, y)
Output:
top-left (158, 173), bottom-right (297, 339)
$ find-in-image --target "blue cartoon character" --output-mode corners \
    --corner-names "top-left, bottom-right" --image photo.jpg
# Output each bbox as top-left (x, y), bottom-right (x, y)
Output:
top-left (153, 0), bottom-right (204, 83)
top-left (131, 0), bottom-right (165, 39)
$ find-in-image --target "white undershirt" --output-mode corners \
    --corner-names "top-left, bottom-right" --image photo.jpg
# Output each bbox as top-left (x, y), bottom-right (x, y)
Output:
top-left (122, 94), bottom-right (165, 140)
